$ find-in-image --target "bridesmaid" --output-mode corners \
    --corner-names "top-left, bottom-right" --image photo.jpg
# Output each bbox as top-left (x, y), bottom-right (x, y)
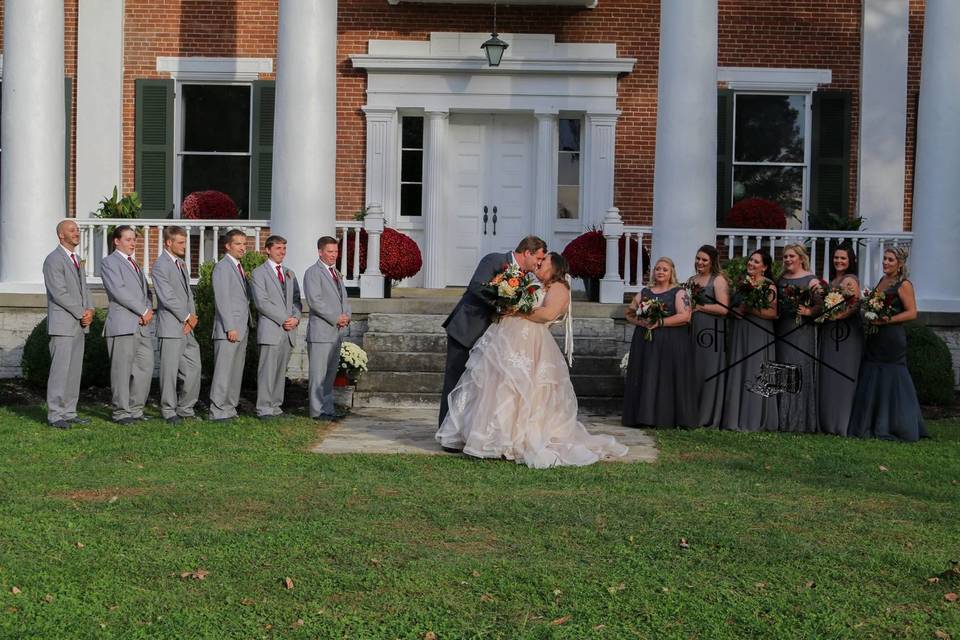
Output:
top-left (687, 245), bottom-right (729, 427)
top-left (776, 243), bottom-right (822, 433)
top-left (622, 257), bottom-right (698, 428)
top-left (817, 244), bottom-right (862, 436)
top-left (848, 247), bottom-right (927, 442)
top-left (720, 250), bottom-right (779, 432)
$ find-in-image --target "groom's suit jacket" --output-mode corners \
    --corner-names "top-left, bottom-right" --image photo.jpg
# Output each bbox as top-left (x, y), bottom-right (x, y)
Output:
top-left (442, 251), bottom-right (512, 349)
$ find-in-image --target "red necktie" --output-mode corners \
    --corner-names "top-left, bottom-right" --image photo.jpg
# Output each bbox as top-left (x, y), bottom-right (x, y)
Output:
top-left (71, 254), bottom-right (80, 271)
top-left (330, 267), bottom-right (339, 284)
top-left (127, 256), bottom-right (141, 274)
top-left (238, 263), bottom-right (245, 278)
top-left (276, 265), bottom-right (285, 286)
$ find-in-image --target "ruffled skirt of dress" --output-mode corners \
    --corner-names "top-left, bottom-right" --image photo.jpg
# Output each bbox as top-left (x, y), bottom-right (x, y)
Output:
top-left (437, 317), bottom-right (628, 468)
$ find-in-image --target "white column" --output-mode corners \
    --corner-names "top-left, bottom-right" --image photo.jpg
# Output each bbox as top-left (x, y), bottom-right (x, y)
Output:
top-left (650, 0), bottom-right (717, 281)
top-left (76, 0), bottom-right (124, 218)
top-left (360, 204), bottom-right (385, 298)
top-left (599, 207), bottom-right (625, 303)
top-left (271, 0), bottom-right (337, 279)
top-left (857, 0), bottom-right (909, 232)
top-left (0, 0), bottom-right (66, 290)
top-left (532, 111), bottom-right (558, 240)
top-left (422, 110), bottom-right (449, 289)
top-left (911, 0), bottom-right (960, 312)
top-left (582, 112), bottom-right (619, 229)
top-left (362, 107), bottom-right (398, 221)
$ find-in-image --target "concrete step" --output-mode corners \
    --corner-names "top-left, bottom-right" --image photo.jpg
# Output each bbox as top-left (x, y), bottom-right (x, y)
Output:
top-left (353, 391), bottom-right (623, 415)
top-left (364, 332), bottom-right (618, 357)
top-left (366, 352), bottom-right (622, 376)
top-left (356, 370), bottom-right (624, 396)
top-left (365, 312), bottom-right (621, 338)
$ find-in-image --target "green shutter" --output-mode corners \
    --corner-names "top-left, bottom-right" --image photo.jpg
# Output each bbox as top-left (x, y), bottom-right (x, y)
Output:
top-left (65, 77), bottom-right (72, 213)
top-left (717, 90), bottom-right (734, 224)
top-left (250, 80), bottom-right (275, 220)
top-left (135, 79), bottom-right (174, 218)
top-left (809, 91), bottom-right (851, 229)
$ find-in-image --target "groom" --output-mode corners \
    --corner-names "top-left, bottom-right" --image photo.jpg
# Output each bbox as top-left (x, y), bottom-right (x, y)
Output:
top-left (439, 235), bottom-right (548, 428)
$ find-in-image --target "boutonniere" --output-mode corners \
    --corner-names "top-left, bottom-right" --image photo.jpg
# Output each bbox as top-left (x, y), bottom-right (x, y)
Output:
top-left (79, 259), bottom-right (86, 268)
top-left (285, 269), bottom-right (293, 279)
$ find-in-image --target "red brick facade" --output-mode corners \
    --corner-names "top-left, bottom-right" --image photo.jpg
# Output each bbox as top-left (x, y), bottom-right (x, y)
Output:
top-left (0, 1), bottom-right (926, 229)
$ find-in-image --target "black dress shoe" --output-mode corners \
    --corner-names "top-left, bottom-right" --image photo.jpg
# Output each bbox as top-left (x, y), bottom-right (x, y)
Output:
top-left (314, 414), bottom-right (337, 421)
top-left (166, 416), bottom-right (182, 425)
top-left (49, 420), bottom-right (72, 430)
top-left (441, 446), bottom-right (463, 454)
top-left (114, 417), bottom-right (136, 425)
top-left (210, 416), bottom-right (236, 423)
top-left (257, 414), bottom-right (278, 421)
top-left (67, 417), bottom-right (90, 425)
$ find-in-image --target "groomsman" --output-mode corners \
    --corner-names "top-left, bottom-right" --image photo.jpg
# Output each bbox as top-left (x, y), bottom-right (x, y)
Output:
top-left (42, 219), bottom-right (94, 429)
top-left (304, 236), bottom-right (351, 420)
top-left (101, 225), bottom-right (155, 424)
top-left (151, 225), bottom-right (201, 424)
top-left (209, 229), bottom-right (252, 421)
top-left (250, 235), bottom-right (302, 419)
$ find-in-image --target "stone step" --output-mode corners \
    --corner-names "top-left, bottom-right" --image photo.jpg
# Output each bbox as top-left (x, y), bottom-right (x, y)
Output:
top-left (365, 312), bottom-right (621, 338)
top-left (364, 332), bottom-right (618, 357)
top-left (366, 351), bottom-right (621, 376)
top-left (356, 370), bottom-right (624, 396)
top-left (352, 391), bottom-right (624, 415)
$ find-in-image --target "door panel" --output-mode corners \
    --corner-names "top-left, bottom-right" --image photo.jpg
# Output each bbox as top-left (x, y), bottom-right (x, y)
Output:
top-left (446, 114), bottom-right (490, 286)
top-left (486, 115), bottom-right (535, 255)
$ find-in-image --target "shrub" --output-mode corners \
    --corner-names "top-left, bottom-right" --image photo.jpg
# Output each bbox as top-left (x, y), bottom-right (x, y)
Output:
top-left (21, 310), bottom-right (111, 389)
top-left (561, 229), bottom-right (649, 281)
top-left (181, 190), bottom-right (239, 220)
top-left (344, 227), bottom-right (423, 282)
top-left (905, 323), bottom-right (955, 406)
top-left (724, 198), bottom-right (787, 230)
top-left (721, 255), bottom-right (783, 286)
top-left (193, 251), bottom-right (267, 387)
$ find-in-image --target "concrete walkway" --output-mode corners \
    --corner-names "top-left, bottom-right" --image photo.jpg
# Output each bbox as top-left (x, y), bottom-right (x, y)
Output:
top-left (311, 408), bottom-right (658, 463)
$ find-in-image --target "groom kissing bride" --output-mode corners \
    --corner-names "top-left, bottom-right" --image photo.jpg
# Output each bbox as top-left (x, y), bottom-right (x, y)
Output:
top-left (437, 235), bottom-right (628, 468)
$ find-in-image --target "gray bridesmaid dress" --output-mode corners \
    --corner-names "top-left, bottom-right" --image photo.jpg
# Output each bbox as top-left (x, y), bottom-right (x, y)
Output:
top-left (775, 275), bottom-right (820, 433)
top-left (622, 287), bottom-right (698, 428)
top-left (818, 275), bottom-right (863, 436)
top-left (690, 275), bottom-right (726, 427)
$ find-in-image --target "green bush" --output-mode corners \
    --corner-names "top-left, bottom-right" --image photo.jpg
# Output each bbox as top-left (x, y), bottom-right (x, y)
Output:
top-left (721, 255), bottom-right (783, 286)
top-left (193, 251), bottom-right (266, 387)
top-left (21, 309), bottom-right (111, 389)
top-left (905, 323), bottom-right (955, 406)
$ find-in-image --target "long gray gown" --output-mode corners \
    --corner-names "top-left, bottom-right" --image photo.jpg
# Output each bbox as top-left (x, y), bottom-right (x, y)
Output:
top-left (775, 275), bottom-right (820, 433)
top-left (818, 275), bottom-right (862, 436)
top-left (719, 294), bottom-right (779, 432)
top-left (690, 275), bottom-right (726, 427)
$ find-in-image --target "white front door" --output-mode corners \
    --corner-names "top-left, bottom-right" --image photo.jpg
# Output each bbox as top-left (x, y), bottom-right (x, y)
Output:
top-left (446, 113), bottom-right (535, 286)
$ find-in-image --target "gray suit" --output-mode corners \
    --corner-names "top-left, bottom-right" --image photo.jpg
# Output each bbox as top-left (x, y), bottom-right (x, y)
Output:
top-left (152, 251), bottom-right (201, 419)
top-left (101, 250), bottom-right (155, 421)
top-left (209, 256), bottom-right (252, 419)
top-left (42, 245), bottom-right (93, 423)
top-left (439, 251), bottom-right (511, 426)
top-left (251, 261), bottom-right (302, 416)
top-left (303, 260), bottom-right (351, 418)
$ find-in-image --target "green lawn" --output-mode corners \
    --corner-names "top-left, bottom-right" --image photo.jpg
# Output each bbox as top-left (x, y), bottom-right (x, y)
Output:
top-left (0, 403), bottom-right (958, 639)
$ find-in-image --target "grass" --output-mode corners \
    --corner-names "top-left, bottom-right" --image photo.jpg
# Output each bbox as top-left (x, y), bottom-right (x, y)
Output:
top-left (0, 401), bottom-right (958, 639)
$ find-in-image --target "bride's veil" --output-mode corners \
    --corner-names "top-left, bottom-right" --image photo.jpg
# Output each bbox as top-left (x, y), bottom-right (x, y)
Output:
top-left (563, 275), bottom-right (574, 367)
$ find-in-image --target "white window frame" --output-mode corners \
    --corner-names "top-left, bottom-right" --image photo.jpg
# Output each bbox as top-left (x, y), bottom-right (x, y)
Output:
top-left (172, 80), bottom-right (254, 219)
top-left (396, 112), bottom-right (426, 224)
top-left (555, 113), bottom-right (585, 233)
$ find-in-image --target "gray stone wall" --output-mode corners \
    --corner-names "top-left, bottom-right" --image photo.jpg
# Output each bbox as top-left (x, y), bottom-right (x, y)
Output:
top-left (0, 307), bottom-right (47, 378)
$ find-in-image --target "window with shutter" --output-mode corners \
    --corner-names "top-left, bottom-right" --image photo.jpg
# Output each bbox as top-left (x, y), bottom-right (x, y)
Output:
top-left (250, 80), bottom-right (275, 220)
top-left (809, 91), bottom-right (851, 230)
top-left (135, 79), bottom-right (174, 218)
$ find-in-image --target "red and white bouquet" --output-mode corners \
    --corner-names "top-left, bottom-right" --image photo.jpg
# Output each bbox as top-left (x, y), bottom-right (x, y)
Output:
top-left (634, 297), bottom-right (669, 341)
top-left (860, 287), bottom-right (898, 335)
top-left (781, 281), bottom-right (823, 325)
top-left (816, 287), bottom-right (856, 324)
top-left (482, 263), bottom-right (541, 315)
top-left (735, 275), bottom-right (774, 313)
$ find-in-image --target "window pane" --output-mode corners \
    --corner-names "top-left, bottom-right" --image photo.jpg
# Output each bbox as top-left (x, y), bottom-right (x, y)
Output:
top-left (558, 152), bottom-right (580, 186)
top-left (183, 84), bottom-right (251, 153)
top-left (733, 165), bottom-right (803, 229)
top-left (401, 150), bottom-right (423, 183)
top-left (559, 118), bottom-right (580, 152)
top-left (734, 94), bottom-right (805, 163)
top-left (557, 186), bottom-right (579, 220)
top-left (402, 117), bottom-right (424, 149)
top-left (400, 183), bottom-right (422, 216)
top-left (181, 155), bottom-right (250, 218)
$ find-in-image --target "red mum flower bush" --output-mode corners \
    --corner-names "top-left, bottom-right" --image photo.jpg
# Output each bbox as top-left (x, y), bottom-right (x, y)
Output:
top-left (344, 227), bottom-right (423, 282)
top-left (724, 197), bottom-right (787, 230)
top-left (561, 229), bottom-right (649, 282)
top-left (181, 190), bottom-right (239, 220)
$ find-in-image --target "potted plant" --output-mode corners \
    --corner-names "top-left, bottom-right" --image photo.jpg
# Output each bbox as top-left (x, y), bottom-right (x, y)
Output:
top-left (91, 187), bottom-right (143, 262)
top-left (344, 227), bottom-right (423, 298)
top-left (561, 228), bottom-right (648, 301)
top-left (723, 197), bottom-right (787, 229)
top-left (181, 190), bottom-right (240, 220)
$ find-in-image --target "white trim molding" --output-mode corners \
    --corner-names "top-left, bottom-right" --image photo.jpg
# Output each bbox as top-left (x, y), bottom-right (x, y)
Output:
top-left (718, 66), bottom-right (832, 92)
top-left (156, 56), bottom-right (273, 81)
top-left (387, 0), bottom-right (597, 6)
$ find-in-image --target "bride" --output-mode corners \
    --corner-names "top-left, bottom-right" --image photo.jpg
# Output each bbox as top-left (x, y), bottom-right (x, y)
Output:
top-left (437, 252), bottom-right (629, 468)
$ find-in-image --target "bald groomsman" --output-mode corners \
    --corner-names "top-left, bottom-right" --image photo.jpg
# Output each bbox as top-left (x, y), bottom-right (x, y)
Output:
top-left (250, 235), bottom-right (302, 419)
top-left (41, 219), bottom-right (94, 429)
top-left (151, 226), bottom-right (201, 424)
top-left (304, 236), bottom-right (351, 420)
top-left (209, 229), bottom-right (252, 421)
top-left (101, 225), bottom-right (155, 424)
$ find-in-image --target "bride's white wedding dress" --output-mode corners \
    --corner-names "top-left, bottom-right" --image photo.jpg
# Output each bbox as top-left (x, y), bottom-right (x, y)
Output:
top-left (436, 287), bottom-right (628, 468)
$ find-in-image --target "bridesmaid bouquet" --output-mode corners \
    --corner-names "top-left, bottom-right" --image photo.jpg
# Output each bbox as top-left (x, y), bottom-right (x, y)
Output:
top-left (482, 264), bottom-right (542, 315)
top-left (683, 281), bottom-right (708, 307)
top-left (781, 282), bottom-right (822, 325)
top-left (636, 297), bottom-right (669, 341)
top-left (735, 276), bottom-right (774, 313)
top-left (815, 287), bottom-right (856, 324)
top-left (860, 287), bottom-right (898, 335)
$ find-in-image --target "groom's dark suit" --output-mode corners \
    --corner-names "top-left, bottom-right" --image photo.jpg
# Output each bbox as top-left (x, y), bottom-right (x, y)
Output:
top-left (439, 251), bottom-right (513, 427)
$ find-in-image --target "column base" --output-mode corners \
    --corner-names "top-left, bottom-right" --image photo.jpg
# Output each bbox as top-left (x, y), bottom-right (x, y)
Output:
top-left (360, 274), bottom-right (385, 299)
top-left (916, 297), bottom-right (960, 314)
top-left (599, 278), bottom-right (624, 304)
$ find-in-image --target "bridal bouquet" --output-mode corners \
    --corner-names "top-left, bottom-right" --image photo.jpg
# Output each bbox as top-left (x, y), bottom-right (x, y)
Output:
top-left (482, 263), bottom-right (541, 314)
top-left (735, 276), bottom-right (774, 313)
top-left (781, 282), bottom-right (822, 325)
top-left (860, 287), bottom-right (898, 335)
top-left (635, 297), bottom-right (669, 341)
top-left (815, 287), bottom-right (856, 324)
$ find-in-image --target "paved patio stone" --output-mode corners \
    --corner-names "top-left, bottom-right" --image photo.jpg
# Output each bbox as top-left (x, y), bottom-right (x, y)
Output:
top-left (311, 408), bottom-right (658, 463)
